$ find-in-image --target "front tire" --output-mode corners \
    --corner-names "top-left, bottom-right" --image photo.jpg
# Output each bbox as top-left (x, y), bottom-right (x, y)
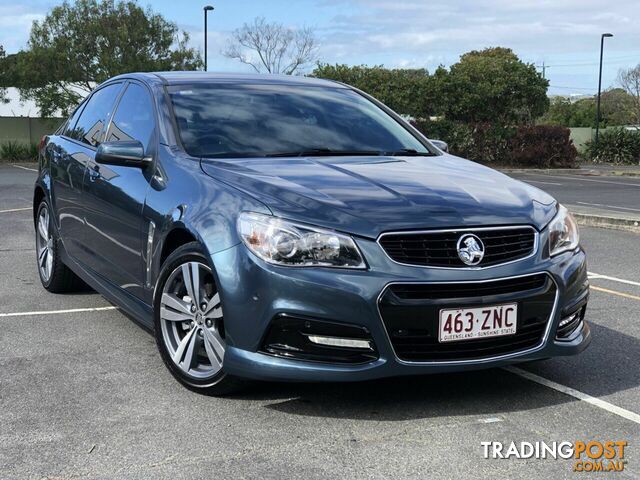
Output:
top-left (153, 242), bottom-right (245, 395)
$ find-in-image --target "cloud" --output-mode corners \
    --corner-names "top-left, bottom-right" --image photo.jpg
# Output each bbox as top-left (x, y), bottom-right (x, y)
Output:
top-left (315, 0), bottom-right (639, 64)
top-left (310, 0), bottom-right (640, 92)
top-left (0, 5), bottom-right (46, 51)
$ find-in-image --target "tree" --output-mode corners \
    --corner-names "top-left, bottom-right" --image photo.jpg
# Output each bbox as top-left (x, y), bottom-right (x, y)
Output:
top-left (311, 64), bottom-right (440, 118)
top-left (540, 96), bottom-right (595, 127)
top-left (442, 47), bottom-right (549, 125)
top-left (0, 45), bottom-right (9, 105)
top-left (16, 0), bottom-right (202, 116)
top-left (618, 64), bottom-right (640, 125)
top-left (223, 17), bottom-right (318, 75)
top-left (540, 90), bottom-right (634, 128)
top-left (601, 88), bottom-right (635, 126)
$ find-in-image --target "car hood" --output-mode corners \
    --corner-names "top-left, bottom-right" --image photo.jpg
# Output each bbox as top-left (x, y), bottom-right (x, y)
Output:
top-left (200, 154), bottom-right (557, 238)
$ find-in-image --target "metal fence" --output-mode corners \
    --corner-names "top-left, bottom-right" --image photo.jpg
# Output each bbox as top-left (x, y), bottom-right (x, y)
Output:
top-left (569, 126), bottom-right (638, 153)
top-left (0, 117), bottom-right (64, 145)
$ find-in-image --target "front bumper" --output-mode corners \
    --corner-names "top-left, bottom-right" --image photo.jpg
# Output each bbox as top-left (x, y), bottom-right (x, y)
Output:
top-left (211, 233), bottom-right (591, 382)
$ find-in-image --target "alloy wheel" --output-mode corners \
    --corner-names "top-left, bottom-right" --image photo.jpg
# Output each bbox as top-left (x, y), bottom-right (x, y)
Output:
top-left (36, 206), bottom-right (54, 282)
top-left (159, 261), bottom-right (226, 379)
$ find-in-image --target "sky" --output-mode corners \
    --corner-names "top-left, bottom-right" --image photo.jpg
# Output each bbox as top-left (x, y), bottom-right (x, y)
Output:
top-left (1, 0), bottom-right (639, 97)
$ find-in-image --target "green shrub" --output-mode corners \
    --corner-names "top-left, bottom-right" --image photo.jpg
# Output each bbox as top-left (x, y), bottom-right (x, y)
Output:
top-left (413, 119), bottom-right (514, 163)
top-left (412, 120), bottom-right (577, 168)
top-left (585, 128), bottom-right (640, 165)
top-left (412, 118), bottom-right (475, 156)
top-left (27, 142), bottom-right (39, 160)
top-left (0, 141), bottom-right (38, 162)
top-left (0, 141), bottom-right (27, 161)
top-left (508, 125), bottom-right (578, 168)
top-left (463, 123), bottom-right (514, 164)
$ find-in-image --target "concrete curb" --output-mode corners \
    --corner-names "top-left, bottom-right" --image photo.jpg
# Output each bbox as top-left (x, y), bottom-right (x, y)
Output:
top-left (573, 212), bottom-right (640, 234)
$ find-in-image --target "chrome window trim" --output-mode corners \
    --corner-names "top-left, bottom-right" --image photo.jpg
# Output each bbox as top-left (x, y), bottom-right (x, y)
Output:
top-left (376, 225), bottom-right (539, 270)
top-left (375, 271), bottom-right (559, 366)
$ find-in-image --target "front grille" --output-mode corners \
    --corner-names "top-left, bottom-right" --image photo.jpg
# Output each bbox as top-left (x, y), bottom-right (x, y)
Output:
top-left (379, 227), bottom-right (536, 268)
top-left (390, 275), bottom-right (546, 300)
top-left (378, 274), bottom-right (556, 362)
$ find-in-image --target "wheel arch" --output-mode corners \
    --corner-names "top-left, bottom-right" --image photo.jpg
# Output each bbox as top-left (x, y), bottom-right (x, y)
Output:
top-left (33, 185), bottom-right (46, 223)
top-left (159, 227), bottom-right (198, 268)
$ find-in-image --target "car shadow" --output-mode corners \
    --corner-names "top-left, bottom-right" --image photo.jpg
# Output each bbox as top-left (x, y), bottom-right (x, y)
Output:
top-left (231, 322), bottom-right (638, 421)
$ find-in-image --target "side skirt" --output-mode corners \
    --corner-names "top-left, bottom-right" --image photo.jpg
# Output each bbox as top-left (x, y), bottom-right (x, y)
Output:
top-left (59, 244), bottom-right (155, 331)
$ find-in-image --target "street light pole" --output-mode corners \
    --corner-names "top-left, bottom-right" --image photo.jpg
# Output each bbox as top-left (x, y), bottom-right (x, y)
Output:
top-left (595, 33), bottom-right (613, 146)
top-left (203, 5), bottom-right (214, 72)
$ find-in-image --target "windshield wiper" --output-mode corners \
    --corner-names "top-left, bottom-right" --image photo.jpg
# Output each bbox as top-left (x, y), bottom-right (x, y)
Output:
top-left (265, 148), bottom-right (382, 157)
top-left (384, 148), bottom-right (435, 157)
top-left (200, 148), bottom-right (436, 159)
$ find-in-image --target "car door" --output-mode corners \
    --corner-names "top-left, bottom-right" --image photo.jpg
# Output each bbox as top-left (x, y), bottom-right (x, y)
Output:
top-left (81, 81), bottom-right (157, 300)
top-left (50, 83), bottom-right (123, 262)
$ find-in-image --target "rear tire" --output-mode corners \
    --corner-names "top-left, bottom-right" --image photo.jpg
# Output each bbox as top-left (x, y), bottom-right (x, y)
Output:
top-left (35, 200), bottom-right (85, 293)
top-left (153, 242), bottom-right (246, 396)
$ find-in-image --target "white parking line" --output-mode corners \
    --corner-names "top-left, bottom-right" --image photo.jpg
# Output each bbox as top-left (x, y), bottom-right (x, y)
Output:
top-left (523, 180), bottom-right (563, 186)
top-left (504, 366), bottom-right (640, 425)
top-left (518, 172), bottom-right (640, 187)
top-left (12, 164), bottom-right (38, 172)
top-left (588, 271), bottom-right (640, 287)
top-left (0, 306), bottom-right (117, 318)
top-left (577, 201), bottom-right (640, 213)
top-left (0, 207), bottom-right (31, 214)
top-left (544, 175), bottom-right (640, 187)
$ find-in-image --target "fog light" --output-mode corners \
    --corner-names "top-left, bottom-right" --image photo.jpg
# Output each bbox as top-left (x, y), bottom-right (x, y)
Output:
top-left (556, 306), bottom-right (585, 340)
top-left (260, 315), bottom-right (378, 363)
top-left (307, 335), bottom-right (372, 350)
top-left (558, 312), bottom-right (579, 328)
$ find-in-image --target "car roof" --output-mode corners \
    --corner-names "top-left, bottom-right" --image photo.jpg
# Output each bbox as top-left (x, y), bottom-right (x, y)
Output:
top-left (107, 71), bottom-right (347, 89)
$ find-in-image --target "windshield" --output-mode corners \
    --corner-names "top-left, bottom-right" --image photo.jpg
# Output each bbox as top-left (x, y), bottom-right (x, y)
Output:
top-left (168, 83), bottom-right (434, 158)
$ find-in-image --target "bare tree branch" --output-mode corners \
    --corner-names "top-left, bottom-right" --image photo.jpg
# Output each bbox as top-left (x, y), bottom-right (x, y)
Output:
top-left (619, 64), bottom-right (640, 124)
top-left (223, 17), bottom-right (319, 75)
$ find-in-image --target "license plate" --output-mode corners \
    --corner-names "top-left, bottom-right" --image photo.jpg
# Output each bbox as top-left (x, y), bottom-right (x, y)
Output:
top-left (438, 303), bottom-right (517, 343)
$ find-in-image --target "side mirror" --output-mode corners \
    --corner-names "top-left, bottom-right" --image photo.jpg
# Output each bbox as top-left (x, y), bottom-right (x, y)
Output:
top-left (95, 141), bottom-right (151, 168)
top-left (429, 139), bottom-right (449, 153)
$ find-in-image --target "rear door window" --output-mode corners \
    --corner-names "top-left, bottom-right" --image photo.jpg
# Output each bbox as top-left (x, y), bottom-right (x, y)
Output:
top-left (68, 83), bottom-right (123, 147)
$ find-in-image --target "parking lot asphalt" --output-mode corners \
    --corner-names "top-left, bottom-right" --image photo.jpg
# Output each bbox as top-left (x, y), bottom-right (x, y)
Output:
top-left (509, 171), bottom-right (640, 219)
top-left (1, 164), bottom-right (639, 479)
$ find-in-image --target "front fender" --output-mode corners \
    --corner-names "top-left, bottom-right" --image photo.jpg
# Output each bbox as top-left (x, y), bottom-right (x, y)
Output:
top-left (143, 147), bottom-right (270, 303)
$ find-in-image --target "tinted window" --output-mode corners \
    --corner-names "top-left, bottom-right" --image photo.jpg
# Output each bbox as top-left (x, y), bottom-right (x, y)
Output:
top-left (63, 103), bottom-right (86, 137)
top-left (168, 84), bottom-right (431, 158)
top-left (106, 83), bottom-right (155, 151)
top-left (69, 83), bottom-right (122, 147)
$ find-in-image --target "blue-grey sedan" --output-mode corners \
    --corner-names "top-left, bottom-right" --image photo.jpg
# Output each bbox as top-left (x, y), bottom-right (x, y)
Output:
top-left (34, 72), bottom-right (590, 394)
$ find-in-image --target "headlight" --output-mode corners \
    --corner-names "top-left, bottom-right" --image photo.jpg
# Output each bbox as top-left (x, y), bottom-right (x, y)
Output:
top-left (237, 212), bottom-right (366, 268)
top-left (548, 204), bottom-right (579, 257)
